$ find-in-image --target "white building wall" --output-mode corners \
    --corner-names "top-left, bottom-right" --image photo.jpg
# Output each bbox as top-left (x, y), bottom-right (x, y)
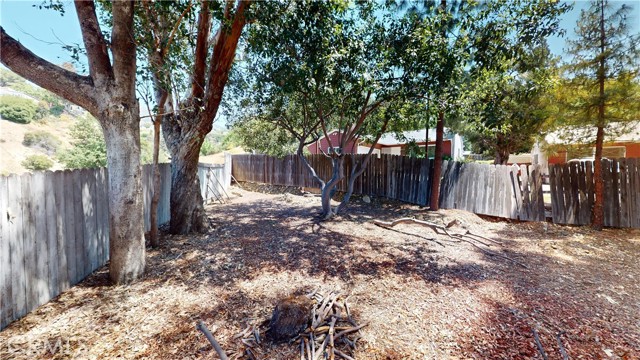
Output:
top-left (381, 147), bottom-right (401, 155)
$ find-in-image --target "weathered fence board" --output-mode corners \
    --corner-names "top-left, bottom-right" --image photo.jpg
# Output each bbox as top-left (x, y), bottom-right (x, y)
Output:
top-left (0, 161), bottom-right (230, 330)
top-left (232, 154), bottom-right (546, 221)
top-left (550, 159), bottom-right (640, 227)
top-left (0, 176), bottom-right (12, 329)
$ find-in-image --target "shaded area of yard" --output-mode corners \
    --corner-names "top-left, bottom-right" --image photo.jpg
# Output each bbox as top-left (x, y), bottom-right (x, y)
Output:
top-left (1, 185), bottom-right (639, 359)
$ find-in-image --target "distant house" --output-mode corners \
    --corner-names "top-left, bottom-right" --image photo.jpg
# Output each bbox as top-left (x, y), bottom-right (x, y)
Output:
top-left (307, 129), bottom-right (465, 160)
top-left (509, 122), bottom-right (640, 175)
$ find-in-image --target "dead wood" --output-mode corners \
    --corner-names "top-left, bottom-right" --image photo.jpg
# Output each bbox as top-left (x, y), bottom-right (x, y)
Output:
top-left (334, 349), bottom-right (356, 360)
top-left (373, 218), bottom-right (528, 269)
top-left (557, 332), bottom-right (569, 360)
top-left (532, 328), bottom-right (548, 360)
top-left (197, 320), bottom-right (229, 360)
top-left (229, 290), bottom-right (366, 359)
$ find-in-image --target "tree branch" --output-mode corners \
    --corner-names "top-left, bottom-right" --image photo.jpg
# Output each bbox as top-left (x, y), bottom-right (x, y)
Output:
top-left (0, 27), bottom-right (98, 115)
top-left (200, 0), bottom-right (250, 128)
top-left (111, 1), bottom-right (137, 95)
top-left (191, 0), bottom-right (212, 101)
top-left (74, 0), bottom-right (113, 82)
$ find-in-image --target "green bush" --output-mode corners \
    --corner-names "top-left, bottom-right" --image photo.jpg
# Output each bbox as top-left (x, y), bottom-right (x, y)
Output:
top-left (59, 116), bottom-right (107, 169)
top-left (22, 154), bottom-right (54, 171)
top-left (0, 95), bottom-right (38, 123)
top-left (49, 104), bottom-right (65, 116)
top-left (23, 130), bottom-right (61, 155)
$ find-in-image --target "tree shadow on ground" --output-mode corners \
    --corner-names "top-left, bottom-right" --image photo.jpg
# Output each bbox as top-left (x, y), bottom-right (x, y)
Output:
top-left (146, 197), bottom-right (488, 291)
top-left (42, 192), bottom-right (640, 359)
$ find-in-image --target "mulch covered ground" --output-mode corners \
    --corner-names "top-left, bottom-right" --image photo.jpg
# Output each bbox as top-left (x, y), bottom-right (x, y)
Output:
top-left (1, 184), bottom-right (639, 359)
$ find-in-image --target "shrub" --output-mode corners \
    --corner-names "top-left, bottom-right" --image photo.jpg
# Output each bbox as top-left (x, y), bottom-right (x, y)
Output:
top-left (0, 95), bottom-right (38, 123)
top-left (23, 130), bottom-right (61, 155)
top-left (59, 116), bottom-right (107, 169)
top-left (49, 104), bottom-right (65, 116)
top-left (22, 154), bottom-right (54, 171)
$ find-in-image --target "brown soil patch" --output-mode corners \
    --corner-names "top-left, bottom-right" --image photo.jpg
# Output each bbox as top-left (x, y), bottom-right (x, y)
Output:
top-left (1, 186), bottom-right (639, 359)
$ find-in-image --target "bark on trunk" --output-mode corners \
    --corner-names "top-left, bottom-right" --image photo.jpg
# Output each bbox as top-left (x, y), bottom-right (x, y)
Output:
top-left (429, 110), bottom-right (445, 211)
top-left (149, 120), bottom-right (162, 247)
top-left (167, 132), bottom-right (208, 234)
top-left (592, 0), bottom-right (606, 231)
top-left (494, 149), bottom-right (510, 165)
top-left (592, 126), bottom-right (605, 230)
top-left (101, 108), bottom-right (146, 284)
top-left (320, 157), bottom-right (344, 219)
top-left (2, 1), bottom-right (145, 284)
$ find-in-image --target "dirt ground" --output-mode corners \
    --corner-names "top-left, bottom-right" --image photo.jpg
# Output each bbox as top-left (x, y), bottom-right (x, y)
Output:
top-left (1, 184), bottom-right (639, 360)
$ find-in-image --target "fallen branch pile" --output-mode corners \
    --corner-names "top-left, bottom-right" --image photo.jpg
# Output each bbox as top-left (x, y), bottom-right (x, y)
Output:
top-left (373, 217), bottom-right (528, 269)
top-left (299, 290), bottom-right (367, 360)
top-left (206, 290), bottom-right (366, 360)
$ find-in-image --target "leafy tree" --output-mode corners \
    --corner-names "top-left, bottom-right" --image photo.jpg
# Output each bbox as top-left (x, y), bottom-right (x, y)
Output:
top-left (455, 45), bottom-right (556, 164)
top-left (0, 95), bottom-right (38, 123)
top-left (1, 1), bottom-right (145, 283)
top-left (559, 0), bottom-right (640, 230)
top-left (230, 117), bottom-right (299, 157)
top-left (135, 0), bottom-right (252, 234)
top-left (234, 1), bottom-right (433, 219)
top-left (59, 116), bottom-right (107, 169)
top-left (401, 0), bottom-right (571, 210)
top-left (21, 154), bottom-right (54, 171)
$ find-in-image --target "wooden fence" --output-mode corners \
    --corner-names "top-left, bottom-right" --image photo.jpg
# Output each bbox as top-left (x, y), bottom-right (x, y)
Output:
top-left (0, 161), bottom-right (230, 330)
top-left (439, 161), bottom-right (545, 221)
top-left (231, 154), bottom-right (545, 220)
top-left (550, 158), bottom-right (640, 227)
top-left (198, 154), bottom-right (232, 204)
top-left (232, 154), bottom-right (434, 205)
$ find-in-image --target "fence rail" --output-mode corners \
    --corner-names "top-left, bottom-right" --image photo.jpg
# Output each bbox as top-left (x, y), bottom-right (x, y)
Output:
top-left (0, 161), bottom-right (230, 330)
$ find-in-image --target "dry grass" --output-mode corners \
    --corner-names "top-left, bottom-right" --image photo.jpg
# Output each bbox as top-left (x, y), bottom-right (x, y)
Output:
top-left (1, 185), bottom-right (639, 359)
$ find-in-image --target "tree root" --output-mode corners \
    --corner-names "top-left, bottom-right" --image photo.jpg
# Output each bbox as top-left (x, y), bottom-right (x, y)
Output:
top-left (373, 217), bottom-right (528, 269)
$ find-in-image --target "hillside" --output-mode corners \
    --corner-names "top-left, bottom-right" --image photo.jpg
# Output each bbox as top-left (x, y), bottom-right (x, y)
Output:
top-left (1, 67), bottom-right (238, 175)
top-left (0, 112), bottom-right (76, 175)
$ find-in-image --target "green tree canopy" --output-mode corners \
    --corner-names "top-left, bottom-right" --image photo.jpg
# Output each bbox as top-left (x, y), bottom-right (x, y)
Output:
top-left (557, 0), bottom-right (639, 229)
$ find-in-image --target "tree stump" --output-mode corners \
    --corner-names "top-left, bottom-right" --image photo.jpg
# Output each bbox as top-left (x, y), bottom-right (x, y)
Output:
top-left (268, 295), bottom-right (313, 343)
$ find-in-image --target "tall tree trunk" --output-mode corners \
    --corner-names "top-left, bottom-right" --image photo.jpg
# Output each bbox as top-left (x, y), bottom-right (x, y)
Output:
top-left (592, 0), bottom-right (606, 230)
top-left (155, 1), bottom-right (249, 234)
top-left (1, 1), bottom-right (145, 284)
top-left (101, 107), bottom-right (146, 284)
top-left (164, 122), bottom-right (209, 234)
top-left (430, 109), bottom-right (445, 210)
top-left (149, 119), bottom-right (162, 247)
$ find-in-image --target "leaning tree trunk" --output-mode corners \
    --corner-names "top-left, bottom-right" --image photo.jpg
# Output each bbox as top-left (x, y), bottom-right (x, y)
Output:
top-left (101, 107), bottom-right (146, 284)
top-left (165, 127), bottom-right (209, 234)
